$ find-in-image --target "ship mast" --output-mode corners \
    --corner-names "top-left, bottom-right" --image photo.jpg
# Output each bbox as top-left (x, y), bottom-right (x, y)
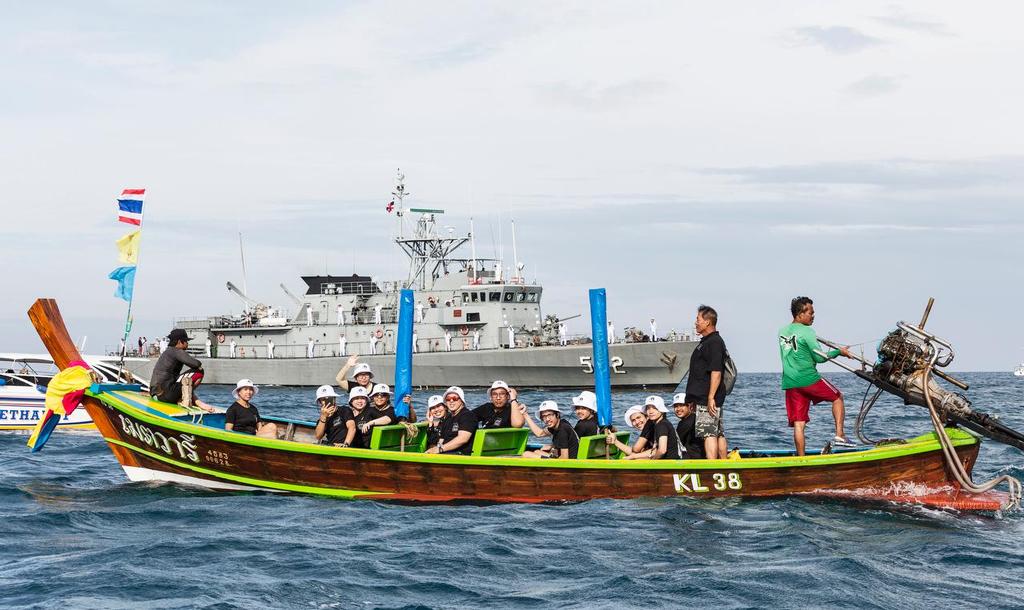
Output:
top-left (391, 173), bottom-right (470, 290)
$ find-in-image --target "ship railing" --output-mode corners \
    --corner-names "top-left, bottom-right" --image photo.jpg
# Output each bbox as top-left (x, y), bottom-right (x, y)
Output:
top-left (206, 337), bottom-right (491, 359)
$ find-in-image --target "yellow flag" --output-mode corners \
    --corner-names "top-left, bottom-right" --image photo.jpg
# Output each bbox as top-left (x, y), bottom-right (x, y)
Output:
top-left (116, 230), bottom-right (141, 264)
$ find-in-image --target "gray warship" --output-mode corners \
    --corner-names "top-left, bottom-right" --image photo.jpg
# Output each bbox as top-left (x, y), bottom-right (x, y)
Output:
top-left (148, 172), bottom-right (696, 388)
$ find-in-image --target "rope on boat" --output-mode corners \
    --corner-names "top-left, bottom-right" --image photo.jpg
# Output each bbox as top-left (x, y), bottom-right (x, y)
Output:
top-left (854, 385), bottom-right (884, 445)
top-left (399, 421), bottom-right (419, 452)
top-left (921, 356), bottom-right (1021, 510)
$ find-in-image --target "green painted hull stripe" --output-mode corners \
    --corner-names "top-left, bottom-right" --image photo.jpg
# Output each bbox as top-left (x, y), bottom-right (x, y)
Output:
top-left (106, 438), bottom-right (386, 498)
top-left (93, 390), bottom-right (977, 471)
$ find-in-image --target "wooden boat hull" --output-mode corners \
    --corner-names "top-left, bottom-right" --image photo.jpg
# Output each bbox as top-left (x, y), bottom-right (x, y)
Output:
top-left (83, 388), bottom-right (1001, 508)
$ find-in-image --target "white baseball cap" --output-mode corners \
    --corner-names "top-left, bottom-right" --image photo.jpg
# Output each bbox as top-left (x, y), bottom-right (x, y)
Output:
top-left (370, 383), bottom-right (391, 397)
top-left (644, 395), bottom-right (668, 413)
top-left (571, 390), bottom-right (597, 412)
top-left (315, 385), bottom-right (338, 403)
top-left (623, 405), bottom-right (646, 427)
top-left (348, 386), bottom-right (369, 404)
top-left (443, 386), bottom-right (465, 402)
top-left (672, 393), bottom-right (688, 406)
top-left (489, 380), bottom-right (510, 393)
top-left (232, 379), bottom-right (258, 400)
top-left (537, 400), bottom-right (561, 417)
top-left (427, 395), bottom-right (444, 409)
top-left (353, 363), bottom-right (374, 377)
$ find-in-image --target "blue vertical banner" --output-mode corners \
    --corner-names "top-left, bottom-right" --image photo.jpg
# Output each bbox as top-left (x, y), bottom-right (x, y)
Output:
top-left (393, 289), bottom-right (414, 418)
top-left (589, 288), bottom-right (612, 427)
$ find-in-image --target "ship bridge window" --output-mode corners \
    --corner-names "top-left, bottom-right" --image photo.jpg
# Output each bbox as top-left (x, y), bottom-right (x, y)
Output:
top-left (467, 312), bottom-right (481, 322)
top-left (489, 292), bottom-right (500, 302)
top-left (463, 292), bottom-right (470, 302)
top-left (517, 292), bottom-right (526, 302)
top-left (527, 292), bottom-right (538, 303)
top-left (504, 293), bottom-right (514, 302)
top-left (470, 292), bottom-right (479, 303)
top-left (478, 291), bottom-right (486, 301)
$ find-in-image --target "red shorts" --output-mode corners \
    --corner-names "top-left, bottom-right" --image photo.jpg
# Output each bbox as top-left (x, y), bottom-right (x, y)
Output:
top-left (785, 379), bottom-right (841, 426)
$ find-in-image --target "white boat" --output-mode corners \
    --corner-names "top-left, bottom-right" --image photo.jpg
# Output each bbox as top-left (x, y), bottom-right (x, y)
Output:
top-left (0, 354), bottom-right (148, 432)
top-left (1015, 363), bottom-right (1024, 377)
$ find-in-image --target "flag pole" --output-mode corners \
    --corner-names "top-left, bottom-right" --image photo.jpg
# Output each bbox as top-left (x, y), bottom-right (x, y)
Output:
top-left (117, 193), bottom-right (146, 373)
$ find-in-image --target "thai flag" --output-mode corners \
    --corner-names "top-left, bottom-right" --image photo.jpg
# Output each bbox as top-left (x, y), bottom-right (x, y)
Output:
top-left (117, 188), bottom-right (146, 225)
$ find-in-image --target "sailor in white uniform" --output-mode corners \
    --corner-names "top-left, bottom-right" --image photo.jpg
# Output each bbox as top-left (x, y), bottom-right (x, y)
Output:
top-left (416, 301), bottom-right (424, 323)
top-left (374, 304), bottom-right (383, 325)
top-left (337, 303), bottom-right (345, 326)
top-left (473, 329), bottom-right (481, 350)
top-left (229, 339), bottom-right (237, 358)
top-left (205, 337), bottom-right (212, 357)
top-left (267, 339), bottom-right (275, 359)
top-left (507, 325), bottom-right (515, 349)
top-left (412, 332), bottom-right (418, 353)
top-left (444, 331), bottom-right (452, 352)
top-left (649, 318), bottom-right (658, 342)
top-left (338, 334), bottom-right (347, 357)
top-left (159, 337), bottom-right (168, 354)
top-left (370, 334), bottom-right (378, 355)
top-left (607, 321), bottom-right (615, 344)
top-left (306, 304), bottom-right (314, 327)
top-left (307, 337), bottom-right (315, 358)
top-left (559, 322), bottom-right (567, 346)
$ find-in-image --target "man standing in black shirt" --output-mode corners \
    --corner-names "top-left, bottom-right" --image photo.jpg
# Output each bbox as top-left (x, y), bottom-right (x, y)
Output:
top-left (684, 305), bottom-right (728, 459)
top-left (671, 392), bottom-right (704, 458)
top-left (473, 380), bottom-right (526, 429)
top-left (426, 386), bottom-right (478, 455)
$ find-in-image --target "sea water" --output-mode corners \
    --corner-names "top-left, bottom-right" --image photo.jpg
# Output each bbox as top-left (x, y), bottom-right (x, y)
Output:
top-left (2, 373), bottom-right (1022, 609)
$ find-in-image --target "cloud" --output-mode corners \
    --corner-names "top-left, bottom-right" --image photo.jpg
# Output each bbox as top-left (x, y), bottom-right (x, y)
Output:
top-left (536, 79), bottom-right (670, 110)
top-left (787, 26), bottom-right (884, 54)
top-left (872, 8), bottom-right (952, 36)
top-left (699, 157), bottom-right (1024, 190)
top-left (769, 223), bottom-right (1012, 236)
top-left (844, 74), bottom-right (904, 97)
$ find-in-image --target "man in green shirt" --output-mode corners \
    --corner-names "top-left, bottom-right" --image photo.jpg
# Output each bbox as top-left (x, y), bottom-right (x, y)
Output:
top-left (779, 296), bottom-right (853, 455)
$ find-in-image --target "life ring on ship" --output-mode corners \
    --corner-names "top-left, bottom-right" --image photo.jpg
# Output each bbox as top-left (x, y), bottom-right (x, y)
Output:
top-left (375, 328), bottom-right (384, 339)
top-left (217, 333), bottom-right (225, 344)
top-left (459, 325), bottom-right (469, 336)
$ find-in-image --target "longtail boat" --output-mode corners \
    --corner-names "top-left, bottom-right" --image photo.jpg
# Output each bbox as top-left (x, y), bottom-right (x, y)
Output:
top-left (26, 298), bottom-right (1024, 512)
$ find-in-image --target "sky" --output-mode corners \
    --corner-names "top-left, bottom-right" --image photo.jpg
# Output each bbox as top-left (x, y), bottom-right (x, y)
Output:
top-left (1, 1), bottom-right (1022, 372)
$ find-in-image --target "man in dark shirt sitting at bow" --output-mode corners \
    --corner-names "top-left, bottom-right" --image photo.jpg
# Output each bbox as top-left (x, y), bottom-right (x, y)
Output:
top-left (149, 328), bottom-right (214, 412)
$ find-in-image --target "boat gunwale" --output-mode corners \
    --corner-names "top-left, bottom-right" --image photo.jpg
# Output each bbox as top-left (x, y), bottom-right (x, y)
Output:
top-left (95, 388), bottom-right (979, 471)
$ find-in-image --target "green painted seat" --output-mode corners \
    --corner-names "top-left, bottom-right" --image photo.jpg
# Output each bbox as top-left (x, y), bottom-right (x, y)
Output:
top-left (577, 432), bottom-right (631, 459)
top-left (470, 427), bottom-right (529, 457)
top-left (369, 423), bottom-right (429, 452)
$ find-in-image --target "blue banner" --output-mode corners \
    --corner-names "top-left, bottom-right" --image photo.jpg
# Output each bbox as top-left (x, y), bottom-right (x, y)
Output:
top-left (393, 289), bottom-right (414, 418)
top-left (589, 288), bottom-right (612, 427)
top-left (108, 266), bottom-right (137, 302)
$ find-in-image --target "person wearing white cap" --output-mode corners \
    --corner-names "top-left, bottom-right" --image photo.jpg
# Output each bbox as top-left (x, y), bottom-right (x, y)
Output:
top-left (570, 391), bottom-right (601, 438)
top-left (346, 386), bottom-right (373, 448)
top-left (643, 396), bottom-right (682, 459)
top-left (360, 383), bottom-right (398, 435)
top-left (314, 385), bottom-right (355, 447)
top-left (473, 380), bottom-right (525, 429)
top-left (307, 337), bottom-right (316, 359)
top-left (225, 379), bottom-right (278, 439)
top-left (425, 386), bottom-right (478, 455)
top-left (335, 356), bottom-right (373, 392)
top-left (424, 395), bottom-right (447, 452)
top-left (671, 393), bottom-right (704, 458)
top-left (606, 405), bottom-right (657, 459)
top-left (266, 339), bottom-right (274, 359)
top-left (522, 401), bottom-right (579, 459)
top-left (338, 334), bottom-right (347, 357)
top-left (336, 303), bottom-right (345, 326)
top-left (650, 318), bottom-right (658, 342)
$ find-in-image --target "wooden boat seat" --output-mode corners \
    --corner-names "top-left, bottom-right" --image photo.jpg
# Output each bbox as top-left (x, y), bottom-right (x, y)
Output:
top-left (578, 432), bottom-right (630, 459)
top-left (370, 423), bottom-right (429, 452)
top-left (471, 428), bottom-right (529, 457)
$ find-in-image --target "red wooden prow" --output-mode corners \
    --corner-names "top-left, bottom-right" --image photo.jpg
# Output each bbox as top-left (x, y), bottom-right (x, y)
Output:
top-left (27, 299), bottom-right (83, 370)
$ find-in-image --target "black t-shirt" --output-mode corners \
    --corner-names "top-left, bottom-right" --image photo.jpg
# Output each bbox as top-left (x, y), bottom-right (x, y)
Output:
top-left (350, 408), bottom-right (376, 448)
top-left (684, 331), bottom-right (727, 407)
top-left (676, 413), bottom-right (705, 458)
top-left (426, 419), bottom-right (444, 450)
top-left (652, 417), bottom-right (681, 459)
top-left (638, 421), bottom-right (656, 449)
top-left (473, 402), bottom-right (514, 428)
top-left (439, 407), bottom-right (478, 455)
top-left (225, 401), bottom-right (260, 435)
top-left (574, 417), bottom-right (600, 438)
top-left (322, 405), bottom-right (355, 445)
top-left (372, 404), bottom-right (397, 426)
top-left (549, 420), bottom-right (580, 459)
